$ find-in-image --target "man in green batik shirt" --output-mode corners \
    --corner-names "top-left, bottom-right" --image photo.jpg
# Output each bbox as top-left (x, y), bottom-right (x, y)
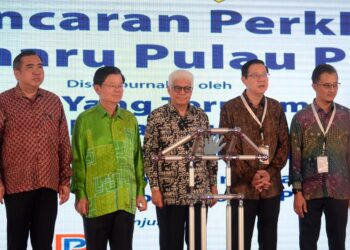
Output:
top-left (71, 66), bottom-right (147, 250)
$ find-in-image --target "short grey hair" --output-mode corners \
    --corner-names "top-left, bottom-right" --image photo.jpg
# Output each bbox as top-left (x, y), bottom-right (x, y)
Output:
top-left (168, 70), bottom-right (194, 87)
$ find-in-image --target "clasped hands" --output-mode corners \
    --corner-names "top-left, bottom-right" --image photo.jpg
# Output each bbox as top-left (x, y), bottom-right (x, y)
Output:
top-left (251, 170), bottom-right (271, 192)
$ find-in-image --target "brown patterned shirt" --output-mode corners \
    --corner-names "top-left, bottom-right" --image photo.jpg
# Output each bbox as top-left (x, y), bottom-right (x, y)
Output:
top-left (0, 85), bottom-right (72, 194)
top-left (219, 91), bottom-right (289, 199)
top-left (143, 104), bottom-right (217, 205)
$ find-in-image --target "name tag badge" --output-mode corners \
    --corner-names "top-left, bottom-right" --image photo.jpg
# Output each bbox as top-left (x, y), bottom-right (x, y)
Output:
top-left (317, 156), bottom-right (329, 173)
top-left (259, 145), bottom-right (269, 165)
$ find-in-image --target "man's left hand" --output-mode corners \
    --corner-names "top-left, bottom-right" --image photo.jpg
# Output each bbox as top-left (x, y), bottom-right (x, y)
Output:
top-left (136, 195), bottom-right (147, 212)
top-left (58, 185), bottom-right (70, 205)
top-left (0, 184), bottom-right (4, 204)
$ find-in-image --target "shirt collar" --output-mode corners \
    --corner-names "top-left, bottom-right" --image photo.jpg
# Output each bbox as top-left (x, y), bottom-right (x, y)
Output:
top-left (95, 102), bottom-right (123, 119)
top-left (168, 103), bottom-right (195, 116)
top-left (14, 84), bottom-right (44, 100)
top-left (312, 99), bottom-right (335, 113)
top-left (242, 90), bottom-right (265, 108)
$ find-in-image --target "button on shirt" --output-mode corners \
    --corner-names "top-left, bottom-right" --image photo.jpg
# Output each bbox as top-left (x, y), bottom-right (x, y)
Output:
top-left (0, 85), bottom-right (72, 194)
top-left (71, 103), bottom-right (146, 218)
top-left (289, 100), bottom-right (350, 200)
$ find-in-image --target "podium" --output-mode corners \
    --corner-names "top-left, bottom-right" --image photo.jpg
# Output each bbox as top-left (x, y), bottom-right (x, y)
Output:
top-left (151, 127), bottom-right (267, 250)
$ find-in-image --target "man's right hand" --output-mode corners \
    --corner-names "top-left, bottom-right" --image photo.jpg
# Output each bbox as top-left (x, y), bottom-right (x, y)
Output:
top-left (0, 184), bottom-right (4, 204)
top-left (75, 198), bottom-right (89, 216)
top-left (294, 192), bottom-right (307, 218)
top-left (151, 189), bottom-right (164, 208)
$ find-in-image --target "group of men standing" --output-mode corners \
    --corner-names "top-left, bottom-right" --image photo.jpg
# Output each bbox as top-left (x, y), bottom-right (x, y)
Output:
top-left (0, 50), bottom-right (349, 250)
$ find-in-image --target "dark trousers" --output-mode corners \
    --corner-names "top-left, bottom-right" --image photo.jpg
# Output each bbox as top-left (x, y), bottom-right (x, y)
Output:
top-left (231, 196), bottom-right (280, 250)
top-left (4, 188), bottom-right (58, 250)
top-left (299, 198), bottom-right (348, 250)
top-left (156, 204), bottom-right (205, 250)
top-left (83, 210), bottom-right (135, 250)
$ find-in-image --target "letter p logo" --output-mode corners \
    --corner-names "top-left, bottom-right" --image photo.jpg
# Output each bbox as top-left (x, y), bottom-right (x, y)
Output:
top-left (56, 234), bottom-right (86, 250)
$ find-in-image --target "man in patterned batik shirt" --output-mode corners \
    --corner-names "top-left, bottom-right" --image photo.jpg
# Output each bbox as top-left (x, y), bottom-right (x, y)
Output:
top-left (143, 70), bottom-right (218, 250)
top-left (220, 59), bottom-right (289, 250)
top-left (0, 50), bottom-right (72, 249)
top-left (71, 66), bottom-right (147, 250)
top-left (289, 64), bottom-right (350, 250)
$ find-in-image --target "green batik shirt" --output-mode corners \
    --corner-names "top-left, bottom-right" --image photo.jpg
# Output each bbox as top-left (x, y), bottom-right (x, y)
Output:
top-left (71, 103), bottom-right (146, 218)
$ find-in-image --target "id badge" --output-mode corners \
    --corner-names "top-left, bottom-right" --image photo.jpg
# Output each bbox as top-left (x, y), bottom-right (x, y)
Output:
top-left (317, 156), bottom-right (329, 173)
top-left (259, 145), bottom-right (269, 165)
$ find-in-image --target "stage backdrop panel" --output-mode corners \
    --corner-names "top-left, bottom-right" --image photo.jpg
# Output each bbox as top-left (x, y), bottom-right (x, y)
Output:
top-left (1, 0), bottom-right (350, 249)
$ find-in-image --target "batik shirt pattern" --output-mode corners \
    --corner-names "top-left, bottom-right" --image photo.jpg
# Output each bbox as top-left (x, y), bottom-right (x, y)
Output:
top-left (0, 85), bottom-right (72, 194)
top-left (71, 104), bottom-right (146, 218)
top-left (219, 91), bottom-right (289, 199)
top-left (289, 100), bottom-right (350, 200)
top-left (143, 104), bottom-right (217, 205)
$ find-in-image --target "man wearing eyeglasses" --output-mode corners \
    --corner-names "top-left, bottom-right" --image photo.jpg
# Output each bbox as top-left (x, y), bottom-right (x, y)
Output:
top-left (289, 64), bottom-right (350, 250)
top-left (143, 70), bottom-right (218, 250)
top-left (71, 66), bottom-right (147, 250)
top-left (219, 59), bottom-right (289, 250)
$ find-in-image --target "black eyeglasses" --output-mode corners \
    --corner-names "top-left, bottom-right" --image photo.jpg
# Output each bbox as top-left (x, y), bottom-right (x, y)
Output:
top-left (172, 85), bottom-right (193, 93)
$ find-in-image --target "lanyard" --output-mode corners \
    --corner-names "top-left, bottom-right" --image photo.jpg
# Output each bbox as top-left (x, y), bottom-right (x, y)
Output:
top-left (240, 94), bottom-right (267, 142)
top-left (311, 103), bottom-right (336, 153)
